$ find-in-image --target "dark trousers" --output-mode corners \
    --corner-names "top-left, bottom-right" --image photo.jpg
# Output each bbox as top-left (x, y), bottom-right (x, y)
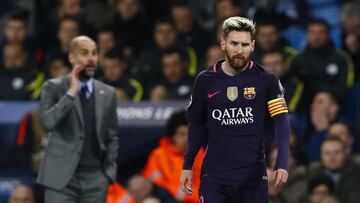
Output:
top-left (199, 176), bottom-right (268, 203)
top-left (45, 170), bottom-right (109, 203)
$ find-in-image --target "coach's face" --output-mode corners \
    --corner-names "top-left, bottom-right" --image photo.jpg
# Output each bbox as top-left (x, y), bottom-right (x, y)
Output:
top-left (221, 31), bottom-right (255, 71)
top-left (69, 39), bottom-right (98, 79)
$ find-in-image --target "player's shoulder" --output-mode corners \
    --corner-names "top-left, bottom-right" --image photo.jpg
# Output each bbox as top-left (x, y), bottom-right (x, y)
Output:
top-left (94, 79), bottom-right (116, 93)
top-left (196, 61), bottom-right (223, 80)
top-left (44, 75), bottom-right (69, 88)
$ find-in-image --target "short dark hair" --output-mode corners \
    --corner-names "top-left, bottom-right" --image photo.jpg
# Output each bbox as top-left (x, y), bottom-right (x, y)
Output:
top-left (308, 175), bottom-right (334, 194)
top-left (307, 18), bottom-right (330, 32)
top-left (166, 110), bottom-right (188, 136)
top-left (161, 46), bottom-right (187, 62)
top-left (104, 48), bottom-right (125, 62)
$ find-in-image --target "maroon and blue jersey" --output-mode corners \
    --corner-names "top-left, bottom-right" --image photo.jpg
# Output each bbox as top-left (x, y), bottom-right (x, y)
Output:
top-left (184, 60), bottom-right (290, 186)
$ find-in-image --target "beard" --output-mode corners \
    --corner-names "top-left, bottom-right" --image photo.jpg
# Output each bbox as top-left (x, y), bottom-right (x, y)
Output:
top-left (225, 48), bottom-right (251, 72)
top-left (79, 64), bottom-right (96, 80)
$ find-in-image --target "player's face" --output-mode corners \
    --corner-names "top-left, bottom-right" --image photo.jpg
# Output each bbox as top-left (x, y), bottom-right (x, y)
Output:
top-left (221, 31), bottom-right (255, 71)
top-left (69, 39), bottom-right (98, 80)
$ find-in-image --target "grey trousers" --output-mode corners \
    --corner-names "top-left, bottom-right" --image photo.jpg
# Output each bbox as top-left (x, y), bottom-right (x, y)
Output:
top-left (45, 170), bottom-right (109, 203)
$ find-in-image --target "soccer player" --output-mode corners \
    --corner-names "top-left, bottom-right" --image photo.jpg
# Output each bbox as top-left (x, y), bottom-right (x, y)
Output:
top-left (180, 17), bottom-right (290, 203)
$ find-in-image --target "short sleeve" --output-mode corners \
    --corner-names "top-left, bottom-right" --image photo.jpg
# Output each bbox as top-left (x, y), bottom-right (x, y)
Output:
top-left (187, 75), bottom-right (207, 124)
top-left (266, 74), bottom-right (288, 117)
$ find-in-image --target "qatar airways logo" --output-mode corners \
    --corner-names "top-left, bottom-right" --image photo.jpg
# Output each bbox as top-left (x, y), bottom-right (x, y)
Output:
top-left (212, 107), bottom-right (254, 125)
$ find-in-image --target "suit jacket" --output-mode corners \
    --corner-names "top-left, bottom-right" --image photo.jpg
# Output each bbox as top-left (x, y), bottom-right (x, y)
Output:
top-left (37, 75), bottom-right (119, 190)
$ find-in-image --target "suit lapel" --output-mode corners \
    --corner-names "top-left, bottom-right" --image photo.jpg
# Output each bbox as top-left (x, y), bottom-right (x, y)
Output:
top-left (64, 75), bottom-right (84, 127)
top-left (94, 80), bottom-right (104, 137)
top-left (74, 95), bottom-right (84, 127)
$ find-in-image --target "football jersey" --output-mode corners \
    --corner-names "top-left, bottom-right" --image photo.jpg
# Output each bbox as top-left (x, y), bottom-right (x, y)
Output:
top-left (186, 60), bottom-right (288, 186)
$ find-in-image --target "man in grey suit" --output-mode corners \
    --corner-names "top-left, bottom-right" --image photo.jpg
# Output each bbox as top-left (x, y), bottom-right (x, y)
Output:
top-left (37, 35), bottom-right (119, 203)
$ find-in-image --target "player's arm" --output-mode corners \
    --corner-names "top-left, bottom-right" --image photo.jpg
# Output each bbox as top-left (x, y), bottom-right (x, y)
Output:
top-left (266, 75), bottom-right (290, 188)
top-left (40, 65), bottom-right (84, 130)
top-left (181, 75), bottom-right (207, 195)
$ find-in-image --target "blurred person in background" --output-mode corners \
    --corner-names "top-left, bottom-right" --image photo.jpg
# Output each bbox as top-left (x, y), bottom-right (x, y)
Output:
top-left (1, 9), bottom-right (43, 67)
top-left (46, 54), bottom-right (71, 79)
top-left (0, 43), bottom-right (44, 100)
top-left (149, 85), bottom-right (170, 102)
top-left (100, 49), bottom-right (143, 102)
top-left (45, 17), bottom-right (80, 68)
top-left (96, 28), bottom-right (117, 67)
top-left (134, 17), bottom-right (178, 90)
top-left (262, 50), bottom-right (304, 112)
top-left (308, 137), bottom-right (360, 203)
top-left (253, 21), bottom-right (296, 65)
top-left (205, 44), bottom-right (223, 68)
top-left (289, 18), bottom-right (354, 108)
top-left (171, 0), bottom-right (209, 60)
top-left (307, 175), bottom-right (338, 203)
top-left (306, 91), bottom-right (340, 162)
top-left (340, 1), bottom-right (360, 81)
top-left (8, 184), bottom-right (35, 203)
top-left (148, 47), bottom-right (194, 100)
top-left (110, 0), bottom-right (149, 57)
top-left (142, 110), bottom-right (204, 202)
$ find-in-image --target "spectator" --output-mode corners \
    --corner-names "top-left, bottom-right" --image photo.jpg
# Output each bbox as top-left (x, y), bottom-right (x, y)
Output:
top-left (307, 175), bottom-right (338, 203)
top-left (8, 184), bottom-right (35, 203)
top-left (1, 9), bottom-right (42, 67)
top-left (149, 85), bottom-right (170, 102)
top-left (142, 110), bottom-right (204, 202)
top-left (340, 2), bottom-right (360, 81)
top-left (110, 0), bottom-right (149, 57)
top-left (133, 17), bottom-right (178, 89)
top-left (262, 50), bottom-right (304, 112)
top-left (46, 54), bottom-right (70, 79)
top-left (328, 122), bottom-right (354, 155)
top-left (306, 91), bottom-right (340, 162)
top-left (45, 17), bottom-right (80, 64)
top-left (253, 21), bottom-right (296, 64)
top-left (0, 43), bottom-right (44, 100)
top-left (100, 49), bottom-right (143, 102)
top-left (97, 28), bottom-right (117, 67)
top-left (149, 47), bottom-right (194, 100)
top-left (205, 44), bottom-right (223, 68)
top-left (289, 18), bottom-right (354, 107)
top-left (171, 1), bottom-right (209, 60)
top-left (308, 137), bottom-right (360, 203)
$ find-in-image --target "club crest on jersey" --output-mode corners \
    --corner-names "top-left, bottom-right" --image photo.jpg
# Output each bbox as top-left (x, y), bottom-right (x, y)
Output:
top-left (243, 87), bottom-right (256, 100)
top-left (227, 86), bottom-right (238, 101)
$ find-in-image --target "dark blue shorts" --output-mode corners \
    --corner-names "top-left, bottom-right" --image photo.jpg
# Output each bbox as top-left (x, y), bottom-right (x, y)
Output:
top-left (199, 176), bottom-right (268, 203)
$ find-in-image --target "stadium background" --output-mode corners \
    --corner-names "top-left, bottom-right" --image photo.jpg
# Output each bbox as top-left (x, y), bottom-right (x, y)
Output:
top-left (0, 0), bottom-right (360, 202)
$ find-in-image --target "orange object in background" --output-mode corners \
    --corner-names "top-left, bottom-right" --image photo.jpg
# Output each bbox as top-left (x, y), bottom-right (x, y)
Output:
top-left (142, 137), bottom-right (205, 203)
top-left (107, 183), bottom-right (135, 203)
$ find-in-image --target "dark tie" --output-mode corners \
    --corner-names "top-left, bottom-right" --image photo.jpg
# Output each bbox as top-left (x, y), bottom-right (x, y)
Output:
top-left (81, 85), bottom-right (89, 99)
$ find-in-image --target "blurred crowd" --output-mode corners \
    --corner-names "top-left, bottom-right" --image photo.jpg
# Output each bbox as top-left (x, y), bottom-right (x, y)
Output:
top-left (1, 0), bottom-right (360, 203)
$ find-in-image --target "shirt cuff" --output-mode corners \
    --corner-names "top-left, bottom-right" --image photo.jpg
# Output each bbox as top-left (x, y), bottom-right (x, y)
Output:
top-left (66, 90), bottom-right (76, 99)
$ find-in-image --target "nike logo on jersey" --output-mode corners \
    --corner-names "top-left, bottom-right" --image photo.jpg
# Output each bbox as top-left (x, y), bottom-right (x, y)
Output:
top-left (208, 91), bottom-right (221, 99)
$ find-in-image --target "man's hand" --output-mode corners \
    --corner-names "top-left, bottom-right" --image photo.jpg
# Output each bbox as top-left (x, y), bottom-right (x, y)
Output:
top-left (69, 64), bottom-right (84, 96)
top-left (180, 169), bottom-right (193, 195)
top-left (272, 168), bottom-right (288, 188)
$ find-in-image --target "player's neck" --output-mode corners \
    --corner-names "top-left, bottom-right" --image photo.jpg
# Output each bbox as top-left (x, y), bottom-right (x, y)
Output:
top-left (222, 61), bottom-right (248, 76)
